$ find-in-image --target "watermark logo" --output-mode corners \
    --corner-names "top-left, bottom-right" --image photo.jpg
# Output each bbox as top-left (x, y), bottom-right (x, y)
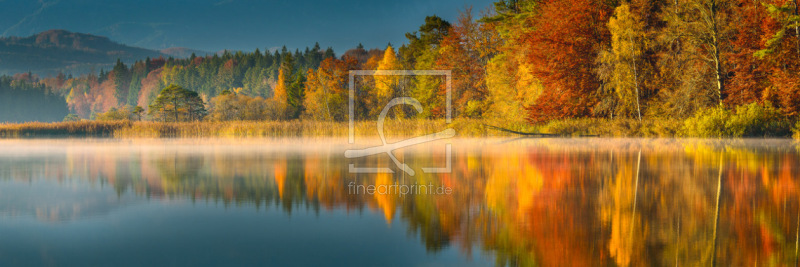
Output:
top-left (348, 181), bottom-right (453, 195)
top-left (345, 70), bottom-right (453, 176)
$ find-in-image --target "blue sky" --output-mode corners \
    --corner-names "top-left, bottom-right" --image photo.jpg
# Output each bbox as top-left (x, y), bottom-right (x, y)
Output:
top-left (0, 0), bottom-right (494, 53)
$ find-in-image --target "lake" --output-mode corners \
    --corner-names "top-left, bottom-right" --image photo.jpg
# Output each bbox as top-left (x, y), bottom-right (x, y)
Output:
top-left (0, 138), bottom-right (798, 266)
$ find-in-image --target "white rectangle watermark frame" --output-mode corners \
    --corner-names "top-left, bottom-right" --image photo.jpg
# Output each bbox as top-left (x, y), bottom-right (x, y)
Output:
top-left (345, 70), bottom-right (453, 176)
top-left (348, 70), bottom-right (452, 144)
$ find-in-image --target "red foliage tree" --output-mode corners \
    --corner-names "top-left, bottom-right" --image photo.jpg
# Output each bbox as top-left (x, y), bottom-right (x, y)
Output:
top-left (522, 0), bottom-right (616, 123)
top-left (726, 0), bottom-right (775, 107)
top-left (435, 8), bottom-right (497, 118)
top-left (764, 0), bottom-right (800, 116)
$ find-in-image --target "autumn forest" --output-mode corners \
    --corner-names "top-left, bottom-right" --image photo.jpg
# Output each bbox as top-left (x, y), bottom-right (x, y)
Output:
top-left (5, 1), bottom-right (800, 266)
top-left (2, 0), bottom-right (800, 138)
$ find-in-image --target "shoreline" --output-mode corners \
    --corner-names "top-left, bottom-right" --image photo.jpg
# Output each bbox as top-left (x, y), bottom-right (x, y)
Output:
top-left (0, 118), bottom-right (797, 139)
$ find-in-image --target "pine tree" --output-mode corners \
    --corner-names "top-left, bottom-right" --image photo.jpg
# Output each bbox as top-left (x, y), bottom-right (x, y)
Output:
top-left (324, 47), bottom-right (335, 59)
top-left (112, 59), bottom-right (131, 106)
top-left (400, 15), bottom-right (451, 67)
top-left (271, 53), bottom-right (295, 119)
top-left (147, 84), bottom-right (205, 122)
top-left (288, 71), bottom-right (305, 118)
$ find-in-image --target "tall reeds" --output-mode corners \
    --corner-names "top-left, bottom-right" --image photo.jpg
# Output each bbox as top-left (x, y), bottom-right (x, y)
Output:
top-left (0, 119), bottom-right (513, 138)
top-left (0, 121), bottom-right (133, 138)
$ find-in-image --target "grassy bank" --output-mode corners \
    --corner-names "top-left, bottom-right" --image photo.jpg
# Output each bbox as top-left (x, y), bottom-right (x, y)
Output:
top-left (536, 118), bottom-right (684, 137)
top-left (0, 119), bottom-right (529, 138)
top-left (0, 115), bottom-right (797, 139)
top-left (540, 103), bottom-right (799, 138)
top-left (112, 120), bottom-right (507, 138)
top-left (538, 117), bottom-right (797, 138)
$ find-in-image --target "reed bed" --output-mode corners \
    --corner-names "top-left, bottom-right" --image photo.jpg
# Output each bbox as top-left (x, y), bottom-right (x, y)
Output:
top-left (0, 121), bottom-right (133, 138)
top-left (0, 119), bottom-right (522, 138)
top-left (2, 118), bottom-right (710, 139)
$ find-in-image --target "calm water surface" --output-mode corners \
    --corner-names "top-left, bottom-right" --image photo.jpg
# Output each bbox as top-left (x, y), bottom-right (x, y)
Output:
top-left (0, 138), bottom-right (799, 266)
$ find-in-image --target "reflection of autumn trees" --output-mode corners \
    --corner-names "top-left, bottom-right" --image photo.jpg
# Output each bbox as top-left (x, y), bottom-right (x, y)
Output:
top-left (717, 144), bottom-right (800, 266)
top-left (483, 145), bottom-right (607, 266)
top-left (1, 139), bottom-right (800, 266)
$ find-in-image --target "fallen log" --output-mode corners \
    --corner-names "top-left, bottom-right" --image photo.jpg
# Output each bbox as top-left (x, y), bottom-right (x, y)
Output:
top-left (483, 124), bottom-right (599, 137)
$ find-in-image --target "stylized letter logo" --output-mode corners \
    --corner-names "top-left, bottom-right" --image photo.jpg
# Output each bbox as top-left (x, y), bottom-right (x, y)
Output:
top-left (347, 70), bottom-right (453, 176)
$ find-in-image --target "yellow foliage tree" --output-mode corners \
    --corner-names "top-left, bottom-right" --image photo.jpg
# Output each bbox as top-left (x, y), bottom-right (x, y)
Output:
top-left (270, 67), bottom-right (290, 120)
top-left (303, 57), bottom-right (355, 121)
top-left (485, 53), bottom-right (541, 122)
top-left (374, 45), bottom-right (402, 117)
top-left (599, 4), bottom-right (646, 120)
top-left (410, 47), bottom-right (440, 118)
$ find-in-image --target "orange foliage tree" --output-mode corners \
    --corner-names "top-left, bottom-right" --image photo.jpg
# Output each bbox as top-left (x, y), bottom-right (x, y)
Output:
top-left (435, 8), bottom-right (498, 118)
top-left (523, 0), bottom-right (616, 123)
top-left (303, 56), bottom-right (358, 121)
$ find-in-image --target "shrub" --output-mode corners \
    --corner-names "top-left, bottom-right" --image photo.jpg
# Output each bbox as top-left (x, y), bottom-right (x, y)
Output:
top-left (208, 93), bottom-right (271, 121)
top-left (95, 107), bottom-right (132, 121)
top-left (727, 102), bottom-right (791, 137)
top-left (680, 107), bottom-right (733, 137)
top-left (535, 118), bottom-right (682, 137)
top-left (681, 102), bottom-right (791, 138)
top-left (540, 118), bottom-right (604, 136)
top-left (649, 119), bottom-right (682, 137)
top-left (63, 114), bottom-right (81, 122)
top-left (794, 121), bottom-right (800, 140)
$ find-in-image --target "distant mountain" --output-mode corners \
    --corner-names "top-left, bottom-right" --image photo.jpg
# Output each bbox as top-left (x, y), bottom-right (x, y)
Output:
top-left (0, 30), bottom-right (167, 77)
top-left (160, 47), bottom-right (212, 58)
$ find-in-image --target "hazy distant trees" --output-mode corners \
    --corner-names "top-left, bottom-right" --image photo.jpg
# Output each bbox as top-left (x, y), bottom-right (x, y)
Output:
top-left (0, 75), bottom-right (69, 123)
top-left (112, 59), bottom-right (131, 105)
top-left (36, 42), bottom-right (334, 120)
top-left (63, 114), bottom-right (81, 122)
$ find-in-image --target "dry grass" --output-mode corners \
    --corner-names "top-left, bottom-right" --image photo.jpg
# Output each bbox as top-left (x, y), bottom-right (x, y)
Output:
top-left (0, 119), bottom-right (525, 138)
top-left (3, 118), bottom-right (721, 139)
top-left (538, 118), bottom-right (683, 137)
top-left (0, 121), bottom-right (133, 138)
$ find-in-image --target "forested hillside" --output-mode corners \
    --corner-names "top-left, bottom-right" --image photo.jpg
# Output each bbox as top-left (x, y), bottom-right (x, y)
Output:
top-left (0, 30), bottom-right (167, 76)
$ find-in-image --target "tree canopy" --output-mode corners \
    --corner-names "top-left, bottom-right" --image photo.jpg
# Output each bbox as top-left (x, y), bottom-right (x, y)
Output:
top-left (148, 84), bottom-right (207, 122)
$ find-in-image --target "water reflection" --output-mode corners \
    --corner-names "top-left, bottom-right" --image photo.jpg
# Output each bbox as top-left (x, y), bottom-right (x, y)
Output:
top-left (0, 138), bottom-right (798, 266)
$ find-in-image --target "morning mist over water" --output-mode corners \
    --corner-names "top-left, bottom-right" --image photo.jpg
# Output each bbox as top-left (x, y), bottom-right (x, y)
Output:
top-left (1, 138), bottom-right (798, 266)
top-left (3, 0), bottom-right (800, 266)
